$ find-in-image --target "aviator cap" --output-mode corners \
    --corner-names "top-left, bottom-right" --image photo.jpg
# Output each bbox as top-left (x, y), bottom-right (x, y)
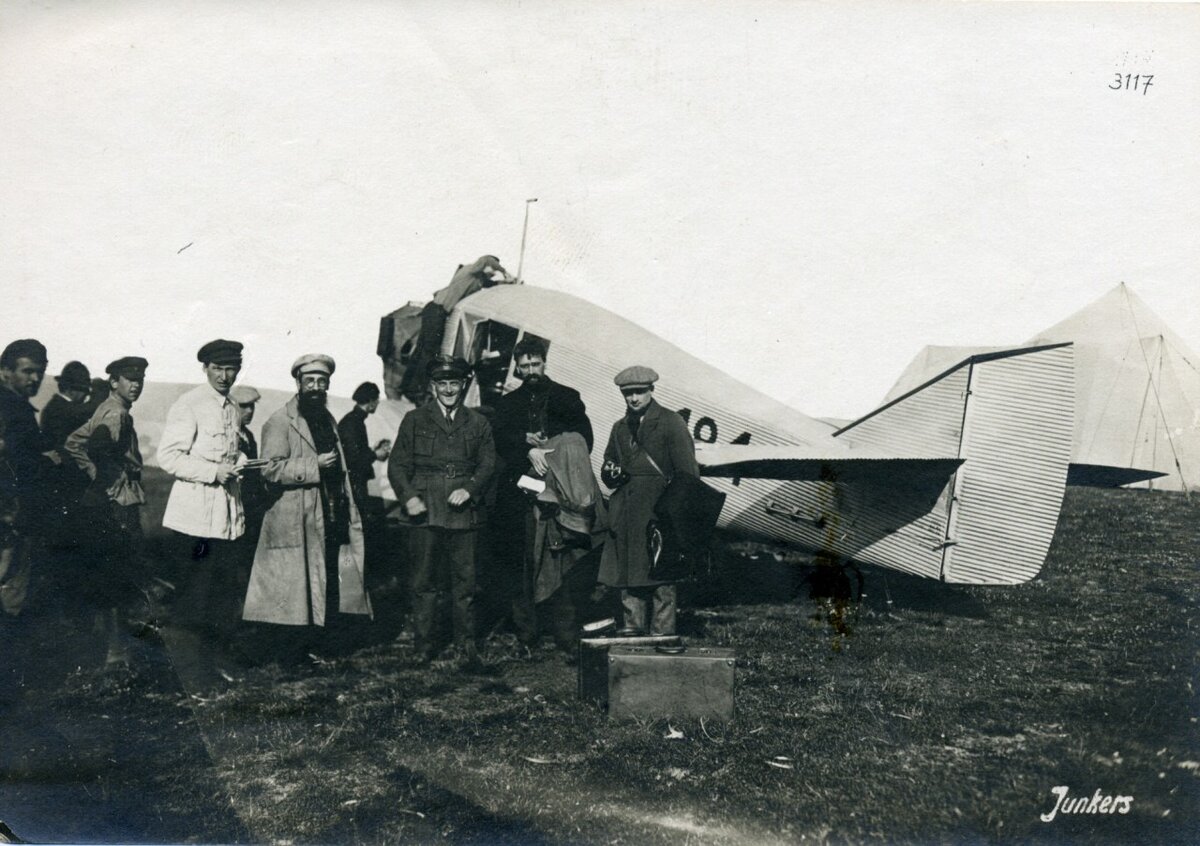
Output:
top-left (613, 365), bottom-right (658, 390)
top-left (197, 339), bottom-right (243, 366)
top-left (291, 353), bottom-right (336, 378)
top-left (428, 355), bottom-right (471, 380)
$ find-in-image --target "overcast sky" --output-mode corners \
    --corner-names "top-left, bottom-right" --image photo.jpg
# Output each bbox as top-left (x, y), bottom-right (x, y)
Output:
top-left (2, 0), bottom-right (1197, 419)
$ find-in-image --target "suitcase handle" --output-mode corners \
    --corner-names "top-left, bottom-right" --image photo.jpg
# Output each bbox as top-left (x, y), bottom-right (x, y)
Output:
top-left (654, 644), bottom-right (687, 655)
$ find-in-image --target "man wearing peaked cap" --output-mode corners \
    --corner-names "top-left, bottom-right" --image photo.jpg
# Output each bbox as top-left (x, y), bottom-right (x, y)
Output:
top-left (427, 355), bottom-right (471, 380)
top-left (41, 361), bottom-right (94, 453)
top-left (389, 350), bottom-right (495, 668)
top-left (158, 339), bottom-right (247, 662)
top-left (196, 339), bottom-right (244, 367)
top-left (599, 363), bottom-right (697, 637)
top-left (63, 354), bottom-right (149, 670)
top-left (243, 352), bottom-right (371, 657)
top-left (105, 356), bottom-right (148, 379)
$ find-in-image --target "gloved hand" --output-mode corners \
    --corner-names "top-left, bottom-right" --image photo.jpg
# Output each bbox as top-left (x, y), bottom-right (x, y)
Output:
top-left (601, 460), bottom-right (630, 489)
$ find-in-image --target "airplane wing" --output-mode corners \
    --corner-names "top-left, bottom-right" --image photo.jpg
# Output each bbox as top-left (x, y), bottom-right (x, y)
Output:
top-left (696, 444), bottom-right (963, 484)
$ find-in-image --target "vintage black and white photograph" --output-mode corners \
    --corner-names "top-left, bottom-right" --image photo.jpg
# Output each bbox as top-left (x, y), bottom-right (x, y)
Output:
top-left (1, 1), bottom-right (1197, 843)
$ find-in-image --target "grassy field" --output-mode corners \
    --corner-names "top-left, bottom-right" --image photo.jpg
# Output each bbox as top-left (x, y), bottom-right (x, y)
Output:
top-left (1, 484), bottom-right (1197, 844)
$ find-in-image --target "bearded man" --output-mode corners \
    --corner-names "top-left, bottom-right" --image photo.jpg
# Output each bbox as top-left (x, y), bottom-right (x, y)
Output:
top-left (242, 355), bottom-right (371, 656)
top-left (490, 335), bottom-right (592, 654)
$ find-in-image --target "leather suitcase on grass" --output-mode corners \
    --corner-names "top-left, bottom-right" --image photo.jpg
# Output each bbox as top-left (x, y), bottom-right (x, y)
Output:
top-left (607, 644), bottom-right (736, 721)
top-left (578, 635), bottom-right (683, 707)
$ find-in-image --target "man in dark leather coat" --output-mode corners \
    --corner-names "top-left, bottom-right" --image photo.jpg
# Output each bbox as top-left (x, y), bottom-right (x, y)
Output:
top-left (489, 336), bottom-right (592, 652)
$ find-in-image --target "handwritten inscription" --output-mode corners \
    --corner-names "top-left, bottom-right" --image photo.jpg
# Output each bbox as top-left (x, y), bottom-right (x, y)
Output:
top-left (1109, 73), bottom-right (1153, 94)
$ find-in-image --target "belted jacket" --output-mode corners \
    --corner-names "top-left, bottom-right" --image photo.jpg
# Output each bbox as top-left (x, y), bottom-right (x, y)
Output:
top-left (388, 401), bottom-right (496, 530)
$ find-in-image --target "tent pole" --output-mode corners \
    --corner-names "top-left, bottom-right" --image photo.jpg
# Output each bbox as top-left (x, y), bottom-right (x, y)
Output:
top-left (516, 198), bottom-right (538, 284)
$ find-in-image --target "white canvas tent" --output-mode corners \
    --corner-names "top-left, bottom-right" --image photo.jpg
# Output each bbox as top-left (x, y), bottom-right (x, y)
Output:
top-left (881, 284), bottom-right (1200, 491)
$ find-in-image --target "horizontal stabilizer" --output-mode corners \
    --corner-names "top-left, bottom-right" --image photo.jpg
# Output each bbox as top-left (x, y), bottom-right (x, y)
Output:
top-left (697, 444), bottom-right (962, 483)
top-left (1067, 463), bottom-right (1166, 488)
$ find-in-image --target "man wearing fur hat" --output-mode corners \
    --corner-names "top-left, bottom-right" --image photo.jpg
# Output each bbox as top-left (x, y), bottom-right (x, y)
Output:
top-left (599, 365), bottom-right (698, 637)
top-left (242, 355), bottom-right (371, 656)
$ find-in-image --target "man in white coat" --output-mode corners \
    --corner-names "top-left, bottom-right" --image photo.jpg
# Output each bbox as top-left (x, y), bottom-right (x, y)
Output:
top-left (242, 354), bottom-right (371, 659)
top-left (158, 339), bottom-right (246, 651)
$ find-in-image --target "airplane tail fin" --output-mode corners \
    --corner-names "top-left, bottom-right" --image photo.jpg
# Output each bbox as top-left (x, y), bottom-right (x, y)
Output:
top-left (834, 343), bottom-right (1075, 584)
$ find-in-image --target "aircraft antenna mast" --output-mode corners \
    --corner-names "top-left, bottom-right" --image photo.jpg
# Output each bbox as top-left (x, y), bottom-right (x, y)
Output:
top-left (516, 198), bottom-right (538, 284)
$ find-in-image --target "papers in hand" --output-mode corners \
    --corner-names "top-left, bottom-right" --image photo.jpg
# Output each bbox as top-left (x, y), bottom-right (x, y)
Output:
top-left (517, 475), bottom-right (545, 494)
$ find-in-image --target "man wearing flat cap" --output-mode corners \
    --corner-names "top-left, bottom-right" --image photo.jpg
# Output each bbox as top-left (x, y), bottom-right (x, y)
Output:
top-left (242, 354), bottom-right (371, 655)
top-left (229, 385), bottom-right (266, 522)
top-left (64, 357), bottom-right (150, 670)
top-left (389, 355), bottom-right (495, 667)
top-left (158, 339), bottom-right (247, 650)
top-left (230, 385), bottom-right (267, 619)
top-left (599, 365), bottom-right (698, 636)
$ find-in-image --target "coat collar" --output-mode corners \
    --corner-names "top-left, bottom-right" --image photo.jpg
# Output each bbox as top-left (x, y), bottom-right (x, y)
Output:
top-left (202, 382), bottom-right (234, 407)
top-left (285, 395), bottom-right (317, 451)
top-left (424, 399), bottom-right (466, 434)
top-left (626, 397), bottom-right (663, 441)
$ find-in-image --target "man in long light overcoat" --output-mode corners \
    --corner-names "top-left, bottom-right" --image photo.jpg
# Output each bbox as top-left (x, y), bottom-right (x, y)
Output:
top-left (598, 365), bottom-right (698, 636)
top-left (243, 354), bottom-right (371, 655)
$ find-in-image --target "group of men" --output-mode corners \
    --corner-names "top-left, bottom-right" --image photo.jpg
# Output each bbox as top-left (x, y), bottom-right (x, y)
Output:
top-left (388, 337), bottom-right (700, 667)
top-left (0, 321), bottom-right (699, 689)
top-left (0, 341), bottom-right (156, 699)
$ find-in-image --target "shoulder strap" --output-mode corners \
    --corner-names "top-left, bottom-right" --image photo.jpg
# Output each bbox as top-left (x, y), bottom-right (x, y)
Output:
top-left (640, 447), bottom-right (667, 480)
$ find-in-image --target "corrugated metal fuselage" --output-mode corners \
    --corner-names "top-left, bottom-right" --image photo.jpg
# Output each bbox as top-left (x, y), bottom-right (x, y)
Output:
top-left (442, 286), bottom-right (1073, 584)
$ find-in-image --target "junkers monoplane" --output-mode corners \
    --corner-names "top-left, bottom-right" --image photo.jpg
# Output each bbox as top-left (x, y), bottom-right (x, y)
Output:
top-left (381, 283), bottom-right (1076, 585)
